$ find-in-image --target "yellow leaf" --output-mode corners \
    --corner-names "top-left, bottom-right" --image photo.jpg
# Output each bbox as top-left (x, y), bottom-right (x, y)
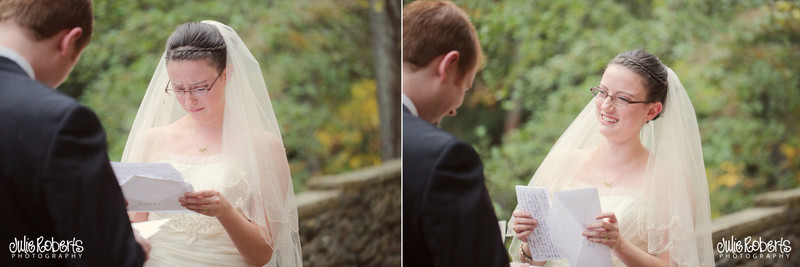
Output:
top-left (776, 1), bottom-right (792, 12)
top-left (717, 173), bottom-right (740, 188)
top-left (780, 143), bottom-right (796, 161)
top-left (715, 161), bottom-right (744, 188)
top-left (315, 130), bottom-right (333, 148)
top-left (372, 1), bottom-right (384, 13)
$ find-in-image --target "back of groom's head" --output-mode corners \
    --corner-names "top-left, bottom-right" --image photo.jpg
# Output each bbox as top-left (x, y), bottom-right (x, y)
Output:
top-left (0, 0), bottom-right (93, 49)
top-left (403, 1), bottom-right (482, 76)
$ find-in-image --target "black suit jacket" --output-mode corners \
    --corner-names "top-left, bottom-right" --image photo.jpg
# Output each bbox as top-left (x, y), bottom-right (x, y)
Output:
top-left (0, 56), bottom-right (145, 266)
top-left (403, 107), bottom-right (509, 266)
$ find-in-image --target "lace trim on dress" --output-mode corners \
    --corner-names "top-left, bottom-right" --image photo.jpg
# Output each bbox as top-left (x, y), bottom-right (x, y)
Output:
top-left (168, 213), bottom-right (217, 242)
top-left (637, 211), bottom-right (699, 266)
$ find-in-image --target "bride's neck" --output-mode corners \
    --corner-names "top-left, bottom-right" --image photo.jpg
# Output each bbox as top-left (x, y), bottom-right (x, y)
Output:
top-left (596, 138), bottom-right (646, 166)
top-left (186, 114), bottom-right (223, 136)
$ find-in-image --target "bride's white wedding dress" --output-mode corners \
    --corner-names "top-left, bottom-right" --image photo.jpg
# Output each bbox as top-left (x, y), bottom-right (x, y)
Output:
top-left (145, 154), bottom-right (255, 266)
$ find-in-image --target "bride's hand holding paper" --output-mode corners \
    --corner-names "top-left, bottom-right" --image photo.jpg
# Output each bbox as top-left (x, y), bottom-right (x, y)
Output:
top-left (179, 189), bottom-right (232, 217)
top-left (512, 210), bottom-right (538, 241)
top-left (583, 212), bottom-right (621, 249)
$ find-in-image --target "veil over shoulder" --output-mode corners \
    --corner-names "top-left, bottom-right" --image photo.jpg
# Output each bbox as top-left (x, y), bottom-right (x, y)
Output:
top-left (509, 67), bottom-right (714, 266)
top-left (122, 20), bottom-right (302, 266)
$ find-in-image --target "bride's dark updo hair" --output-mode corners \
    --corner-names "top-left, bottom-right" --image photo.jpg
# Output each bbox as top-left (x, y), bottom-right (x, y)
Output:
top-left (608, 49), bottom-right (668, 120)
top-left (165, 22), bottom-right (226, 72)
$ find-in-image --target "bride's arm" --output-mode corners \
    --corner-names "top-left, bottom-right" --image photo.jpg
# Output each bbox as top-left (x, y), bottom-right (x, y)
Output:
top-left (182, 190), bottom-right (273, 266)
top-left (130, 212), bottom-right (149, 223)
top-left (519, 242), bottom-right (547, 266)
top-left (512, 211), bottom-right (547, 266)
top-left (215, 131), bottom-right (289, 266)
top-left (216, 204), bottom-right (273, 266)
top-left (612, 238), bottom-right (669, 267)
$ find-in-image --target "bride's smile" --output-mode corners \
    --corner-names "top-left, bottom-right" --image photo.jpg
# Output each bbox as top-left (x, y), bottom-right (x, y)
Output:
top-left (600, 114), bottom-right (619, 123)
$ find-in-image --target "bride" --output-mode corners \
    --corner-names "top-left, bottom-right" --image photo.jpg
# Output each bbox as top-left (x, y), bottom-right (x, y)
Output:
top-left (510, 50), bottom-right (714, 266)
top-left (125, 20), bottom-right (302, 266)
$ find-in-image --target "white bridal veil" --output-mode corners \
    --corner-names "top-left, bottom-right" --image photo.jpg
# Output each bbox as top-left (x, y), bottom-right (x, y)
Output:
top-left (509, 67), bottom-right (714, 266)
top-left (121, 20), bottom-right (302, 266)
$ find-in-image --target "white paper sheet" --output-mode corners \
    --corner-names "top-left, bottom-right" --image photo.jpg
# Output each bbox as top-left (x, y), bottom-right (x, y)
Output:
top-left (515, 186), bottom-right (564, 261)
top-left (132, 219), bottom-right (170, 239)
top-left (547, 187), bottom-right (613, 267)
top-left (111, 162), bottom-right (193, 212)
top-left (498, 220), bottom-right (507, 242)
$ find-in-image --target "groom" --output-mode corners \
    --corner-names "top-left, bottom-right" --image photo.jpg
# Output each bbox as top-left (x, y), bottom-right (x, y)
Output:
top-left (403, 1), bottom-right (509, 266)
top-left (0, 0), bottom-right (148, 265)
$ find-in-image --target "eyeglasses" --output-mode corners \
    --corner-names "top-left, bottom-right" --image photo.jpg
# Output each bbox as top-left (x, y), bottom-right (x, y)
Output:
top-left (165, 70), bottom-right (223, 97)
top-left (590, 87), bottom-right (653, 107)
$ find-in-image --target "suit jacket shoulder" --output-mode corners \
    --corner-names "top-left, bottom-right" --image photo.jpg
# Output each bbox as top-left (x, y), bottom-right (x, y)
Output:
top-left (402, 109), bottom-right (467, 160)
top-left (0, 57), bottom-right (146, 266)
top-left (402, 108), bottom-right (509, 266)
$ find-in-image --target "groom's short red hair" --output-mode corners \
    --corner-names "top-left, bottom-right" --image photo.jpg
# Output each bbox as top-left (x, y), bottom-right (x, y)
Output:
top-left (403, 1), bottom-right (483, 76)
top-left (0, 0), bottom-right (93, 49)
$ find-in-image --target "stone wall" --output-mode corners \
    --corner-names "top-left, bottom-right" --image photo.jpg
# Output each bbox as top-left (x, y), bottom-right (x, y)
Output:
top-left (296, 159), bottom-right (401, 267)
top-left (713, 188), bottom-right (800, 266)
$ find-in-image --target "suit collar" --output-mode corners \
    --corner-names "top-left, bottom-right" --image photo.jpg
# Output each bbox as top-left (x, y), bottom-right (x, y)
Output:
top-left (401, 93), bottom-right (419, 117)
top-left (0, 47), bottom-right (35, 79)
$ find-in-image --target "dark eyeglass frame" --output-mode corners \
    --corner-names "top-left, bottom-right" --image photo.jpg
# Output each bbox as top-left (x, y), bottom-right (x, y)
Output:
top-left (590, 87), bottom-right (654, 107)
top-left (165, 70), bottom-right (224, 97)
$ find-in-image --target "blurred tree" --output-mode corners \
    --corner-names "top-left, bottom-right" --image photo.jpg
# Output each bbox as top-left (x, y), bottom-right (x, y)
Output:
top-left (370, 0), bottom-right (401, 160)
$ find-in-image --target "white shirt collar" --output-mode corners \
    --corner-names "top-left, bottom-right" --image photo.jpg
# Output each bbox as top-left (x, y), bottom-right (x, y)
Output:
top-left (0, 46), bottom-right (35, 79)
top-left (401, 93), bottom-right (419, 117)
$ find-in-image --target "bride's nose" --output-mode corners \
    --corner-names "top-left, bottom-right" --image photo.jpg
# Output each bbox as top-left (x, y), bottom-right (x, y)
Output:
top-left (183, 94), bottom-right (197, 105)
top-left (600, 96), bottom-right (615, 112)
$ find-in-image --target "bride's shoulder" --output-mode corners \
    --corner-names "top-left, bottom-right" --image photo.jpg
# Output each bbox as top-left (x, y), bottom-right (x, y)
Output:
top-left (150, 120), bottom-right (185, 135)
top-left (138, 121), bottom-right (185, 145)
top-left (547, 147), bottom-right (591, 160)
top-left (251, 130), bottom-right (284, 149)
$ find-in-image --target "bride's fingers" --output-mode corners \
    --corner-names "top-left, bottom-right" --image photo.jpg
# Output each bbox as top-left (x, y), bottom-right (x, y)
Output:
top-left (514, 223), bottom-right (537, 232)
top-left (587, 219), bottom-right (617, 229)
top-left (582, 229), bottom-right (608, 238)
top-left (595, 212), bottom-right (618, 224)
top-left (182, 200), bottom-right (221, 210)
top-left (589, 219), bottom-right (619, 231)
top-left (513, 210), bottom-right (532, 218)
top-left (515, 230), bottom-right (531, 240)
top-left (185, 202), bottom-right (217, 208)
top-left (185, 204), bottom-right (218, 213)
top-left (185, 190), bottom-right (219, 198)
top-left (180, 196), bottom-right (221, 205)
top-left (514, 218), bottom-right (538, 226)
top-left (600, 221), bottom-right (618, 232)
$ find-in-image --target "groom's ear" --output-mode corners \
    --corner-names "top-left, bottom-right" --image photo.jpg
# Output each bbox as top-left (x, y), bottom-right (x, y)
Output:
top-left (58, 27), bottom-right (84, 61)
top-left (436, 51), bottom-right (460, 83)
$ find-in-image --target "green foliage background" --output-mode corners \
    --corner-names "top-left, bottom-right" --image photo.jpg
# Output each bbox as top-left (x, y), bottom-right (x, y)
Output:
top-left (429, 0), bottom-right (800, 220)
top-left (60, 0), bottom-right (383, 192)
